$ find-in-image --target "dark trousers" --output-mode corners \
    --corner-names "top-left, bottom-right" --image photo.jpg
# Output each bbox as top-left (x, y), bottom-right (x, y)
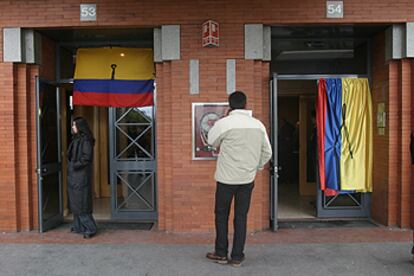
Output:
top-left (214, 181), bottom-right (254, 261)
top-left (73, 213), bottom-right (97, 235)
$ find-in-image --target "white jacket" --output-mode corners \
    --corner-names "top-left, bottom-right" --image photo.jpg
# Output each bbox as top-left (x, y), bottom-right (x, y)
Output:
top-left (208, 109), bottom-right (272, 185)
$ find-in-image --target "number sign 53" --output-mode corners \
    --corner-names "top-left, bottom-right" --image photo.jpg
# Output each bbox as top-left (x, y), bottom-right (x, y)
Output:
top-left (80, 4), bottom-right (97, 21)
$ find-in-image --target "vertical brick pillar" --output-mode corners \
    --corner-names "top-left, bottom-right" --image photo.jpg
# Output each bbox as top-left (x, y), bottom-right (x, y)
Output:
top-left (388, 61), bottom-right (400, 226)
top-left (15, 64), bottom-right (28, 231)
top-left (0, 62), bottom-right (39, 232)
top-left (156, 61), bottom-right (174, 231)
top-left (371, 32), bottom-right (390, 225)
top-left (156, 24), bottom-right (270, 232)
top-left (0, 63), bottom-right (18, 231)
top-left (411, 60), bottom-right (414, 229)
top-left (28, 65), bottom-right (39, 230)
top-left (13, 64), bottom-right (39, 231)
top-left (386, 59), bottom-right (413, 228)
top-left (399, 60), bottom-right (412, 228)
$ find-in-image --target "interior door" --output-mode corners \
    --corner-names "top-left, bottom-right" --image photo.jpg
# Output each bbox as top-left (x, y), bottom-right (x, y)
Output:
top-left (270, 74), bottom-right (278, 231)
top-left (36, 77), bottom-right (63, 232)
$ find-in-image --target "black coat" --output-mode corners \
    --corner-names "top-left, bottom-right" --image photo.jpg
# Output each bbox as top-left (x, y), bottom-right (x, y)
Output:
top-left (67, 134), bottom-right (94, 215)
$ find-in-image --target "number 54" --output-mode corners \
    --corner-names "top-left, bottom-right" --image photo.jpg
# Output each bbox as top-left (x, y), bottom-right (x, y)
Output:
top-left (327, 4), bottom-right (342, 14)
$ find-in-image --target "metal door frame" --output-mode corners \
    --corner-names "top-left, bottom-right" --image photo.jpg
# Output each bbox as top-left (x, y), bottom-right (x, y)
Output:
top-left (270, 73), bottom-right (372, 231)
top-left (108, 103), bottom-right (158, 221)
top-left (36, 77), bottom-right (64, 232)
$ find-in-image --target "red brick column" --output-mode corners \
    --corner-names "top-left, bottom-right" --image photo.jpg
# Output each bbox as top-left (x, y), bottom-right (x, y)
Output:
top-left (411, 60), bottom-right (414, 229)
top-left (0, 63), bottom-right (39, 232)
top-left (380, 58), bottom-right (413, 229)
top-left (155, 61), bottom-right (174, 231)
top-left (156, 24), bottom-right (270, 232)
top-left (371, 34), bottom-right (414, 229)
top-left (399, 59), bottom-right (412, 228)
top-left (14, 64), bottom-right (39, 231)
top-left (388, 60), bottom-right (400, 226)
top-left (371, 32), bottom-right (390, 225)
top-left (0, 63), bottom-right (18, 231)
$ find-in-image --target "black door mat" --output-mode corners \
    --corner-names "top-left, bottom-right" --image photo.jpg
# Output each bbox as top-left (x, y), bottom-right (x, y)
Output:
top-left (278, 220), bottom-right (378, 229)
top-left (95, 222), bottom-right (154, 230)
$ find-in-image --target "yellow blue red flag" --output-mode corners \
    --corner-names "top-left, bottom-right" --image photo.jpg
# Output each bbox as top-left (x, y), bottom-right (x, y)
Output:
top-left (317, 78), bottom-right (372, 194)
top-left (73, 47), bottom-right (154, 107)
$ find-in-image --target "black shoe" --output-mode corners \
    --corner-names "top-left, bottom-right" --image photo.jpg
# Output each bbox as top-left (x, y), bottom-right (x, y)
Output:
top-left (83, 233), bottom-right (95, 239)
top-left (229, 256), bottom-right (245, 267)
top-left (70, 227), bottom-right (79, 233)
top-left (206, 252), bottom-right (228, 264)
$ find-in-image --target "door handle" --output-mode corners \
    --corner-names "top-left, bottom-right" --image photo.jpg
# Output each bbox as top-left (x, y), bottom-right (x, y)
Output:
top-left (42, 168), bottom-right (48, 173)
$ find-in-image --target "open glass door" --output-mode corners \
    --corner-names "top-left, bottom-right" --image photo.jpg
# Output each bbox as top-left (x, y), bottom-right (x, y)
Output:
top-left (36, 77), bottom-right (63, 232)
top-left (270, 74), bottom-right (278, 231)
top-left (109, 106), bottom-right (157, 221)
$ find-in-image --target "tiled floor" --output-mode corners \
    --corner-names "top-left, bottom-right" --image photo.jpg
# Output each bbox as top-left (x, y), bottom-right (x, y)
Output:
top-left (278, 182), bottom-right (316, 219)
top-left (66, 185), bottom-right (316, 221)
top-left (93, 197), bottom-right (111, 220)
top-left (65, 197), bottom-right (111, 221)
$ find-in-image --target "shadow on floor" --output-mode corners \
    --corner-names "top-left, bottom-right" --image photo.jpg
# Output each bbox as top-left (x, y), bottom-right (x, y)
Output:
top-left (58, 221), bottom-right (154, 231)
top-left (278, 220), bottom-right (378, 229)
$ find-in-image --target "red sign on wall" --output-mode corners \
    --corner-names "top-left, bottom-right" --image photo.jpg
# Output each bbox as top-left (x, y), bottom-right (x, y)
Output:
top-left (202, 20), bottom-right (219, 47)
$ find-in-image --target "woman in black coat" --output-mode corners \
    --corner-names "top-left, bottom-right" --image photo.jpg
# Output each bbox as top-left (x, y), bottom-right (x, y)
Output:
top-left (67, 117), bottom-right (97, 238)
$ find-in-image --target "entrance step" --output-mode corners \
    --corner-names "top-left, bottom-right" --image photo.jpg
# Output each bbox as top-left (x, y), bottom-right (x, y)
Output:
top-left (278, 219), bottom-right (377, 229)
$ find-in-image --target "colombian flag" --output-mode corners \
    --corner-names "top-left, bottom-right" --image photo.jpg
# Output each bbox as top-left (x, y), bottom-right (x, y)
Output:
top-left (73, 47), bottom-right (154, 107)
top-left (317, 78), bottom-right (373, 195)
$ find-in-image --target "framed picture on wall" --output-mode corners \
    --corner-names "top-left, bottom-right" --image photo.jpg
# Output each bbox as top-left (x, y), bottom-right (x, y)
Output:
top-left (192, 102), bottom-right (229, 160)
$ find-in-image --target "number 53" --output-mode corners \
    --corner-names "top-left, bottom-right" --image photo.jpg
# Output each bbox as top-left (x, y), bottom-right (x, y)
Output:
top-left (81, 6), bottom-right (96, 17)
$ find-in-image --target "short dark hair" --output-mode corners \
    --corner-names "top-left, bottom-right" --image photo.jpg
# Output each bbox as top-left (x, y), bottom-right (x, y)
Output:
top-left (228, 91), bottom-right (246, 110)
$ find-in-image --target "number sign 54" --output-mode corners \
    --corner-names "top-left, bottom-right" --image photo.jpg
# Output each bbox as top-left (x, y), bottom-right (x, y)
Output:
top-left (326, 1), bottom-right (343, 18)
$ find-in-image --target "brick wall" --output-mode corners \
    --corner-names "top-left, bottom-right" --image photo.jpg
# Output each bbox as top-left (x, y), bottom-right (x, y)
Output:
top-left (412, 61), bottom-right (414, 229)
top-left (0, 34), bottom-right (53, 231)
top-left (399, 60), bottom-right (412, 228)
top-left (371, 32), bottom-right (389, 225)
top-left (0, 62), bottom-right (39, 231)
top-left (0, 0), bottom-right (413, 30)
top-left (386, 59), bottom-right (414, 228)
top-left (156, 24), bottom-right (270, 232)
top-left (0, 63), bottom-right (17, 231)
top-left (1, 0), bottom-right (414, 232)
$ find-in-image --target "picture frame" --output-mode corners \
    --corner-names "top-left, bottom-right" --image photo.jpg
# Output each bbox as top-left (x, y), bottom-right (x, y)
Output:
top-left (192, 102), bottom-right (229, 160)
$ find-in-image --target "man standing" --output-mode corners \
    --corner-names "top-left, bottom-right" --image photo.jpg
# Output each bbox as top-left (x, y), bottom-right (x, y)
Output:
top-left (206, 91), bottom-right (272, 267)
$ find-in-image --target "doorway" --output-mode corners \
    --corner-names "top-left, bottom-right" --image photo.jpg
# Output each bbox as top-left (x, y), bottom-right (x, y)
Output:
top-left (36, 28), bottom-right (156, 232)
top-left (277, 80), bottom-right (317, 219)
top-left (64, 102), bottom-right (112, 221)
top-left (270, 74), bottom-right (372, 230)
top-left (268, 25), bottom-right (389, 230)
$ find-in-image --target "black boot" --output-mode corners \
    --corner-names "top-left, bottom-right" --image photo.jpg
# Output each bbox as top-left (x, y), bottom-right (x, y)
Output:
top-left (70, 227), bottom-right (80, 233)
top-left (83, 233), bottom-right (95, 239)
